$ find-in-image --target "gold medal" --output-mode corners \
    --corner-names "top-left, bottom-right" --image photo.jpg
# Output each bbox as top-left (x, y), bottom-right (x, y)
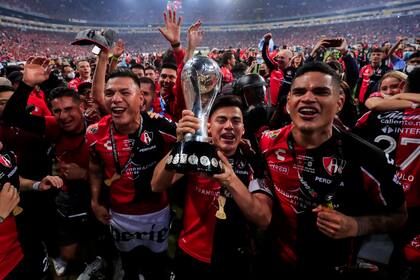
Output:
top-left (12, 206), bottom-right (23, 216)
top-left (215, 195), bottom-right (227, 220)
top-left (104, 172), bottom-right (121, 187)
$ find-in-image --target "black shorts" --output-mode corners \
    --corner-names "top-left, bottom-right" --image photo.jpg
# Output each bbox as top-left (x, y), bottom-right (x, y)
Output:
top-left (57, 212), bottom-right (90, 246)
top-left (120, 245), bottom-right (171, 280)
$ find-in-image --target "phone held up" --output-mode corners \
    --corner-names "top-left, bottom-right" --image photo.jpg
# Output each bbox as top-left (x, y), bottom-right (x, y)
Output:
top-left (91, 45), bottom-right (101, 55)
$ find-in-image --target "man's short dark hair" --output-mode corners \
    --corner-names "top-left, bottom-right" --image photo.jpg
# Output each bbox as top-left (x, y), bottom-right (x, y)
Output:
top-left (0, 85), bottom-right (14, 93)
top-left (139, 77), bottom-right (156, 93)
top-left (209, 95), bottom-right (243, 118)
top-left (145, 65), bottom-right (156, 72)
top-left (76, 59), bottom-right (89, 66)
top-left (222, 51), bottom-right (234, 66)
top-left (108, 70), bottom-right (141, 88)
top-left (292, 62), bottom-right (342, 91)
top-left (371, 47), bottom-right (385, 54)
top-left (77, 82), bottom-right (92, 95)
top-left (161, 50), bottom-right (178, 71)
top-left (49, 87), bottom-right (80, 103)
top-left (131, 64), bottom-right (145, 71)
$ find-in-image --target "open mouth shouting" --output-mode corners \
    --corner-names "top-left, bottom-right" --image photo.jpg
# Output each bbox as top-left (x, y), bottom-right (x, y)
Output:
top-left (111, 106), bottom-right (126, 117)
top-left (220, 132), bottom-right (236, 144)
top-left (298, 106), bottom-right (319, 120)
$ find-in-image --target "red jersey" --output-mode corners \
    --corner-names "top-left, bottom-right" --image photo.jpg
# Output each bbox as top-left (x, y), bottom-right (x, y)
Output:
top-left (68, 77), bottom-right (90, 92)
top-left (260, 124), bottom-right (405, 272)
top-left (27, 89), bottom-right (51, 117)
top-left (357, 64), bottom-right (390, 104)
top-left (0, 146), bottom-right (23, 279)
top-left (220, 66), bottom-right (233, 84)
top-left (86, 113), bottom-right (176, 215)
top-left (0, 216), bottom-right (23, 279)
top-left (355, 109), bottom-right (420, 208)
top-left (178, 148), bottom-right (272, 264)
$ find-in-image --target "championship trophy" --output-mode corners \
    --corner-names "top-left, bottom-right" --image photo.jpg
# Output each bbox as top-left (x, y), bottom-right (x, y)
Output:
top-left (165, 56), bottom-right (223, 174)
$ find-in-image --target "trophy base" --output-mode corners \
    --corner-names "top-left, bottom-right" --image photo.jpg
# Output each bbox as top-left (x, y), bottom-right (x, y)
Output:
top-left (165, 141), bottom-right (223, 174)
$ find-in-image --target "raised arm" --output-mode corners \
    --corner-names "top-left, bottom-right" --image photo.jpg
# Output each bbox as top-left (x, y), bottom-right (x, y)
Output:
top-left (108, 39), bottom-right (125, 74)
top-left (2, 56), bottom-right (53, 133)
top-left (92, 49), bottom-right (110, 114)
top-left (158, 7), bottom-right (183, 52)
top-left (261, 33), bottom-right (278, 72)
top-left (184, 20), bottom-right (203, 62)
top-left (336, 38), bottom-right (359, 90)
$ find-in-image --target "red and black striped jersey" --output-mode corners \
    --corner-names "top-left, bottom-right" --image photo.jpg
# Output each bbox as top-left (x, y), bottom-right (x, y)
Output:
top-left (86, 112), bottom-right (177, 215)
top-left (355, 108), bottom-right (420, 208)
top-left (260, 124), bottom-right (404, 271)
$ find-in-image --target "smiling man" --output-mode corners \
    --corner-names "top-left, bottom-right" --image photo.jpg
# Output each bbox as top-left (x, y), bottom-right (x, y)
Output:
top-left (152, 95), bottom-right (273, 280)
top-left (259, 62), bottom-right (407, 279)
top-left (86, 70), bottom-right (177, 280)
top-left (2, 57), bottom-right (95, 277)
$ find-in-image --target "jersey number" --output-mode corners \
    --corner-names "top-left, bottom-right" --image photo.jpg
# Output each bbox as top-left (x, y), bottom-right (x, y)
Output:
top-left (374, 135), bottom-right (420, 170)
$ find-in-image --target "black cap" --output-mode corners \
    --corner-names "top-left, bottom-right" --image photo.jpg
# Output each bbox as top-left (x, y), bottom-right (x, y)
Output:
top-left (7, 71), bottom-right (23, 85)
top-left (71, 29), bottom-right (117, 51)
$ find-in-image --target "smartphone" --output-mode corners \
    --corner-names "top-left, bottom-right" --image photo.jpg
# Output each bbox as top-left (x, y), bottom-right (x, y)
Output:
top-left (324, 39), bottom-right (343, 48)
top-left (91, 45), bottom-right (101, 55)
top-left (256, 57), bottom-right (264, 64)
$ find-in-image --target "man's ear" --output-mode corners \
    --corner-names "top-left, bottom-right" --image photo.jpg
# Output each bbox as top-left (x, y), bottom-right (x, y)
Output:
top-left (337, 92), bottom-right (345, 113)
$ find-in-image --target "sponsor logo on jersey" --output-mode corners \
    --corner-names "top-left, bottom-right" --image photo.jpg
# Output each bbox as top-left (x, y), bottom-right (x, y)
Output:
top-left (314, 176), bottom-right (332, 184)
top-left (140, 131), bottom-right (153, 145)
top-left (0, 154), bottom-right (12, 168)
top-left (322, 157), bottom-right (346, 176)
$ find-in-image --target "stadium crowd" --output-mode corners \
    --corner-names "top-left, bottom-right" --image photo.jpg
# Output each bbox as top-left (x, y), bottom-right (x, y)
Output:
top-left (0, 15), bottom-right (419, 62)
top-left (0, 0), bottom-right (398, 24)
top-left (0, 4), bottom-right (419, 280)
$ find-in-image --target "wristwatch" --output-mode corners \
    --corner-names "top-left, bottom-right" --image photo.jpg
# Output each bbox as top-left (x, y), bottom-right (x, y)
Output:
top-left (0, 216), bottom-right (5, 223)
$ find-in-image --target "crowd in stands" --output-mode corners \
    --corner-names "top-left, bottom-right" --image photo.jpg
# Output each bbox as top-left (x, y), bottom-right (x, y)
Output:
top-left (0, 4), bottom-right (419, 280)
top-left (0, 0), bottom-right (400, 24)
top-left (0, 15), bottom-right (418, 63)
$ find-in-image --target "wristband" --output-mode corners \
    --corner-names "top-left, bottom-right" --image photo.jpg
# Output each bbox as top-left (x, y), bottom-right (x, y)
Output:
top-left (111, 56), bottom-right (119, 62)
top-left (411, 102), bottom-right (418, 109)
top-left (32, 181), bottom-right (41, 191)
top-left (171, 41), bottom-right (181, 48)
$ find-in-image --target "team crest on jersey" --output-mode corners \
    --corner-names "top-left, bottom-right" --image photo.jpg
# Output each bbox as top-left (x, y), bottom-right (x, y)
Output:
top-left (0, 154), bottom-right (12, 168)
top-left (88, 125), bottom-right (98, 134)
top-left (140, 131), bottom-right (153, 145)
top-left (322, 157), bottom-right (346, 176)
top-left (264, 130), bottom-right (279, 139)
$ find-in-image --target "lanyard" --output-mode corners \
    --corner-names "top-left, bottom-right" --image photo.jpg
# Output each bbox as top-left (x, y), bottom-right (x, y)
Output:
top-left (109, 118), bottom-right (143, 175)
top-left (286, 130), bottom-right (344, 205)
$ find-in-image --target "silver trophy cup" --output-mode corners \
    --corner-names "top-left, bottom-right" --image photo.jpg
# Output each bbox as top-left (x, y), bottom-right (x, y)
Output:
top-left (165, 56), bottom-right (223, 174)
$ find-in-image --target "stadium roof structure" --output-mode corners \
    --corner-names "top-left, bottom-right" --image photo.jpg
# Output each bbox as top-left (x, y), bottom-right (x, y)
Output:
top-left (0, 0), bottom-right (419, 33)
